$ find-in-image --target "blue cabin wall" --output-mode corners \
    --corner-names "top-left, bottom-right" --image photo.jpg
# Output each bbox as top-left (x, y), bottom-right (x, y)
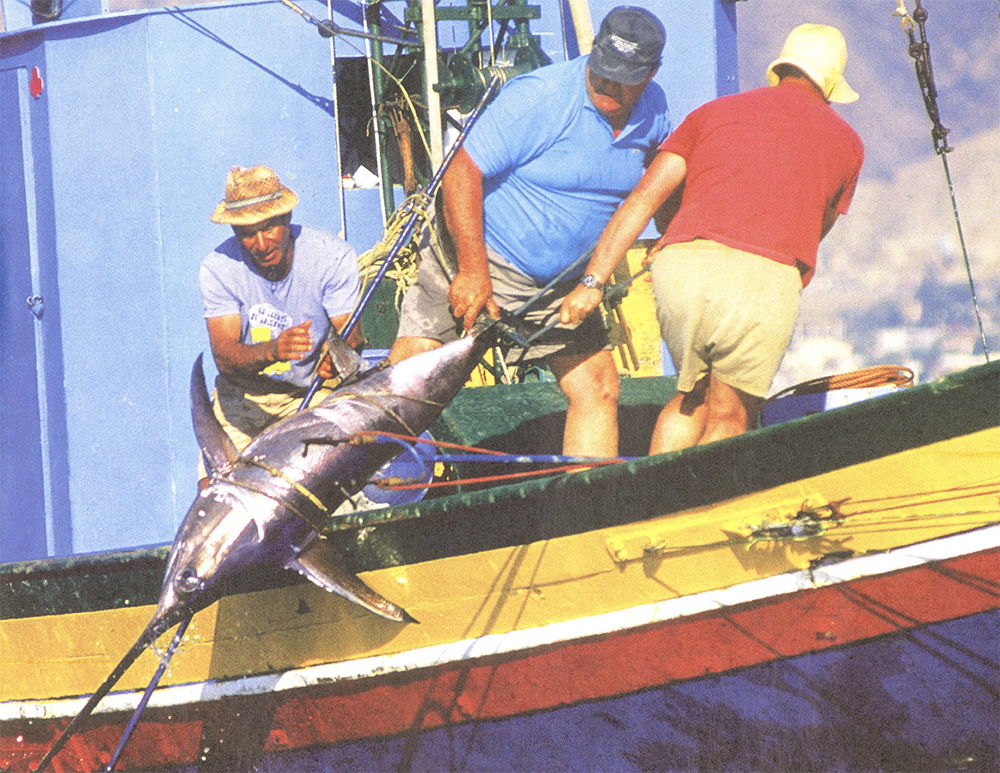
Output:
top-left (0, 0), bottom-right (738, 560)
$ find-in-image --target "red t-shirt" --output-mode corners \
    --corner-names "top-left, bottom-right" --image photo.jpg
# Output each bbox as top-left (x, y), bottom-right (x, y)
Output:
top-left (656, 80), bottom-right (864, 286)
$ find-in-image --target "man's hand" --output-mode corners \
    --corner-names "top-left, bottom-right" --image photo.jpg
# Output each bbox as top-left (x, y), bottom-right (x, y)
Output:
top-left (275, 319), bottom-right (314, 362)
top-left (449, 269), bottom-right (501, 331)
top-left (560, 284), bottom-right (604, 326)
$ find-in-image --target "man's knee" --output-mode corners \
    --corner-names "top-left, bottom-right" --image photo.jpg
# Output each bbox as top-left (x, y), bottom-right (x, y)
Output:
top-left (559, 353), bottom-right (619, 409)
top-left (706, 376), bottom-right (763, 430)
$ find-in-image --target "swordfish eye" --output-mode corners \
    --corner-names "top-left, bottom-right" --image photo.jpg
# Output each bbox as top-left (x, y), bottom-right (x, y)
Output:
top-left (175, 567), bottom-right (202, 594)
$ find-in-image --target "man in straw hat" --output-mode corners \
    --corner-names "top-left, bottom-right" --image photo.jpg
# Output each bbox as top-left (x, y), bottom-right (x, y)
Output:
top-left (560, 22), bottom-right (864, 453)
top-left (198, 165), bottom-right (362, 485)
top-left (389, 6), bottom-right (670, 459)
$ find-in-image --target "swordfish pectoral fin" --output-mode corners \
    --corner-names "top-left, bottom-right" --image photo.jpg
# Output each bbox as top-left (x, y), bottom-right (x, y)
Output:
top-left (287, 535), bottom-right (418, 624)
top-left (191, 354), bottom-right (239, 475)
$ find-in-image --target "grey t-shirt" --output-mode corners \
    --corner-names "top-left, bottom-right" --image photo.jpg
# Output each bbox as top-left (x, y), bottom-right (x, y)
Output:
top-left (199, 224), bottom-right (361, 389)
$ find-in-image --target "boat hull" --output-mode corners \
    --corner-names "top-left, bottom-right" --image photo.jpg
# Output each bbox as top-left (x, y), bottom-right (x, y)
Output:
top-left (2, 364), bottom-right (999, 771)
top-left (3, 537), bottom-right (997, 771)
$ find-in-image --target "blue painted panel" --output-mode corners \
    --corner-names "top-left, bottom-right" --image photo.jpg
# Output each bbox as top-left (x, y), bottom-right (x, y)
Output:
top-left (0, 63), bottom-right (71, 561)
top-left (27, 47), bottom-right (74, 559)
top-left (41, 16), bottom-right (177, 553)
top-left (715, 0), bottom-right (738, 98)
top-left (0, 0), bottom-right (32, 35)
top-left (0, 66), bottom-right (47, 561)
top-left (2, 0), bottom-right (739, 556)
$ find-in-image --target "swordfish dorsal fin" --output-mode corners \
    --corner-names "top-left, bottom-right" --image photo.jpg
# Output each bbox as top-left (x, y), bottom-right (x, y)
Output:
top-left (288, 534), bottom-right (418, 623)
top-left (191, 354), bottom-right (239, 475)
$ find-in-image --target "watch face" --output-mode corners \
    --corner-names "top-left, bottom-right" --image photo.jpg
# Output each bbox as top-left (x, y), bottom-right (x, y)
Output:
top-left (581, 275), bottom-right (602, 289)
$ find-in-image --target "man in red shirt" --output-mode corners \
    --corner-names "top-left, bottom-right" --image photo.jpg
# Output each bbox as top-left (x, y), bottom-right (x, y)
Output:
top-left (560, 23), bottom-right (864, 453)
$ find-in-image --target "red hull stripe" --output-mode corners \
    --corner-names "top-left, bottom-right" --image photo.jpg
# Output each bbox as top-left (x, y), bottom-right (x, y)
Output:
top-left (264, 547), bottom-right (1000, 748)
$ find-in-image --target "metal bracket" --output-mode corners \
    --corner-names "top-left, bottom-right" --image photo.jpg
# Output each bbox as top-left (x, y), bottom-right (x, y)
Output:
top-left (26, 294), bottom-right (45, 319)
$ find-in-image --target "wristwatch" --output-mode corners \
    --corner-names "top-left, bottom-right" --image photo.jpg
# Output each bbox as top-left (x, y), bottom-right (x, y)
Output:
top-left (580, 274), bottom-right (605, 291)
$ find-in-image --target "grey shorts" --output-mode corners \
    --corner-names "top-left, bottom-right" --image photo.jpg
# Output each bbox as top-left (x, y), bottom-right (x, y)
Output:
top-left (396, 222), bottom-right (609, 363)
top-left (650, 239), bottom-right (801, 397)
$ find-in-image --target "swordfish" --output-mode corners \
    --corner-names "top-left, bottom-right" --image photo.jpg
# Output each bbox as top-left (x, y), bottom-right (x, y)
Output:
top-left (35, 321), bottom-right (499, 771)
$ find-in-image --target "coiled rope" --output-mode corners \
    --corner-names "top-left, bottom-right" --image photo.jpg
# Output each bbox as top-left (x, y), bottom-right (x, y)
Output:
top-left (765, 365), bottom-right (914, 405)
top-left (355, 192), bottom-right (440, 310)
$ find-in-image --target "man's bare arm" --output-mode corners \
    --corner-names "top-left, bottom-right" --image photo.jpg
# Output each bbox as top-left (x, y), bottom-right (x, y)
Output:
top-left (442, 149), bottom-right (501, 330)
top-left (206, 315), bottom-right (313, 377)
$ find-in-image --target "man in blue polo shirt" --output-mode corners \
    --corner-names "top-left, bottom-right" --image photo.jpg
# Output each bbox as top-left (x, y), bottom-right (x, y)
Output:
top-left (389, 6), bottom-right (670, 458)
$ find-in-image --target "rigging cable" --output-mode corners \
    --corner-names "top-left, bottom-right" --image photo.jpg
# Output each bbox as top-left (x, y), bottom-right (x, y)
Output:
top-left (893, 0), bottom-right (990, 362)
top-left (326, 0), bottom-right (348, 240)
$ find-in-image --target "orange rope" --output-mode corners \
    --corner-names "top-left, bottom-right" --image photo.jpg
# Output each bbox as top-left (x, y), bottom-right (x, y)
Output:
top-left (375, 460), bottom-right (624, 490)
top-left (765, 364), bottom-right (914, 404)
top-left (841, 483), bottom-right (1000, 518)
top-left (352, 429), bottom-right (507, 456)
top-left (845, 480), bottom-right (997, 507)
top-left (358, 430), bottom-right (625, 490)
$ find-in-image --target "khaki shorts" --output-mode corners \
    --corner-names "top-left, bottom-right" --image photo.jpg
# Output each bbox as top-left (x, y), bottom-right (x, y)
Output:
top-left (650, 239), bottom-right (801, 397)
top-left (396, 220), bottom-right (609, 363)
top-left (196, 374), bottom-right (335, 478)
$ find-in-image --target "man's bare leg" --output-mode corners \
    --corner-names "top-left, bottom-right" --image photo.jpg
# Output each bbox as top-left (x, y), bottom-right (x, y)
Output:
top-left (549, 349), bottom-right (620, 458)
top-left (648, 374), bottom-right (709, 454)
top-left (700, 376), bottom-right (764, 445)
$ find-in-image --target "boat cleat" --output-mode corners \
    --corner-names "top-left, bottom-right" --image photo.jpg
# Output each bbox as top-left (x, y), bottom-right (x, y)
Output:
top-left (745, 497), bottom-right (849, 544)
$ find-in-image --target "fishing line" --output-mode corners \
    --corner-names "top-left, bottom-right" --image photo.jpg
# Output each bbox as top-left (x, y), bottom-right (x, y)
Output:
top-left (894, 0), bottom-right (990, 361)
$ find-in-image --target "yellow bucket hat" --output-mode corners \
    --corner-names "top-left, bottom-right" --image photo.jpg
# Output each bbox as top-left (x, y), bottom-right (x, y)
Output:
top-left (766, 23), bottom-right (859, 104)
top-left (211, 165), bottom-right (299, 226)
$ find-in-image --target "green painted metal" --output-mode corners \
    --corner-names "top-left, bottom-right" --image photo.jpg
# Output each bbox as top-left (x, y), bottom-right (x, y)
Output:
top-left (365, 0), bottom-right (397, 220)
top-left (432, 375), bottom-right (677, 449)
top-left (359, 276), bottom-right (403, 350)
top-left (3, 361), bottom-right (998, 621)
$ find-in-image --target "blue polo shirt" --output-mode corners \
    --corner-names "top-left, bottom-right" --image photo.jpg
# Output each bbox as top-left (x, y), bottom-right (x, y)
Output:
top-left (464, 55), bottom-right (670, 284)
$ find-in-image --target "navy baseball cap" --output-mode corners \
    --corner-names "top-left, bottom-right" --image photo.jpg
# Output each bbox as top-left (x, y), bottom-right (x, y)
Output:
top-left (588, 6), bottom-right (666, 86)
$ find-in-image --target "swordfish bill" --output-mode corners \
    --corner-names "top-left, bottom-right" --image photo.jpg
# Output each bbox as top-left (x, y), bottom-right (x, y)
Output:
top-left (35, 322), bottom-right (499, 771)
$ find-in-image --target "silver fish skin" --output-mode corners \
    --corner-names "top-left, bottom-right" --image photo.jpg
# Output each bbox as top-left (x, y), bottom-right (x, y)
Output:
top-left (153, 325), bottom-right (495, 630)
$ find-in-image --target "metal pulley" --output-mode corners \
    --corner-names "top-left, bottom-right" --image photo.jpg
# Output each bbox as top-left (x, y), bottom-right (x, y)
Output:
top-left (435, 44), bottom-right (550, 112)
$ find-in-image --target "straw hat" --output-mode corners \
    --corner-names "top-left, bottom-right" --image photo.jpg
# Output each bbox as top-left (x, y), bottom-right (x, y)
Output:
top-left (766, 24), bottom-right (859, 104)
top-left (210, 165), bottom-right (299, 225)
